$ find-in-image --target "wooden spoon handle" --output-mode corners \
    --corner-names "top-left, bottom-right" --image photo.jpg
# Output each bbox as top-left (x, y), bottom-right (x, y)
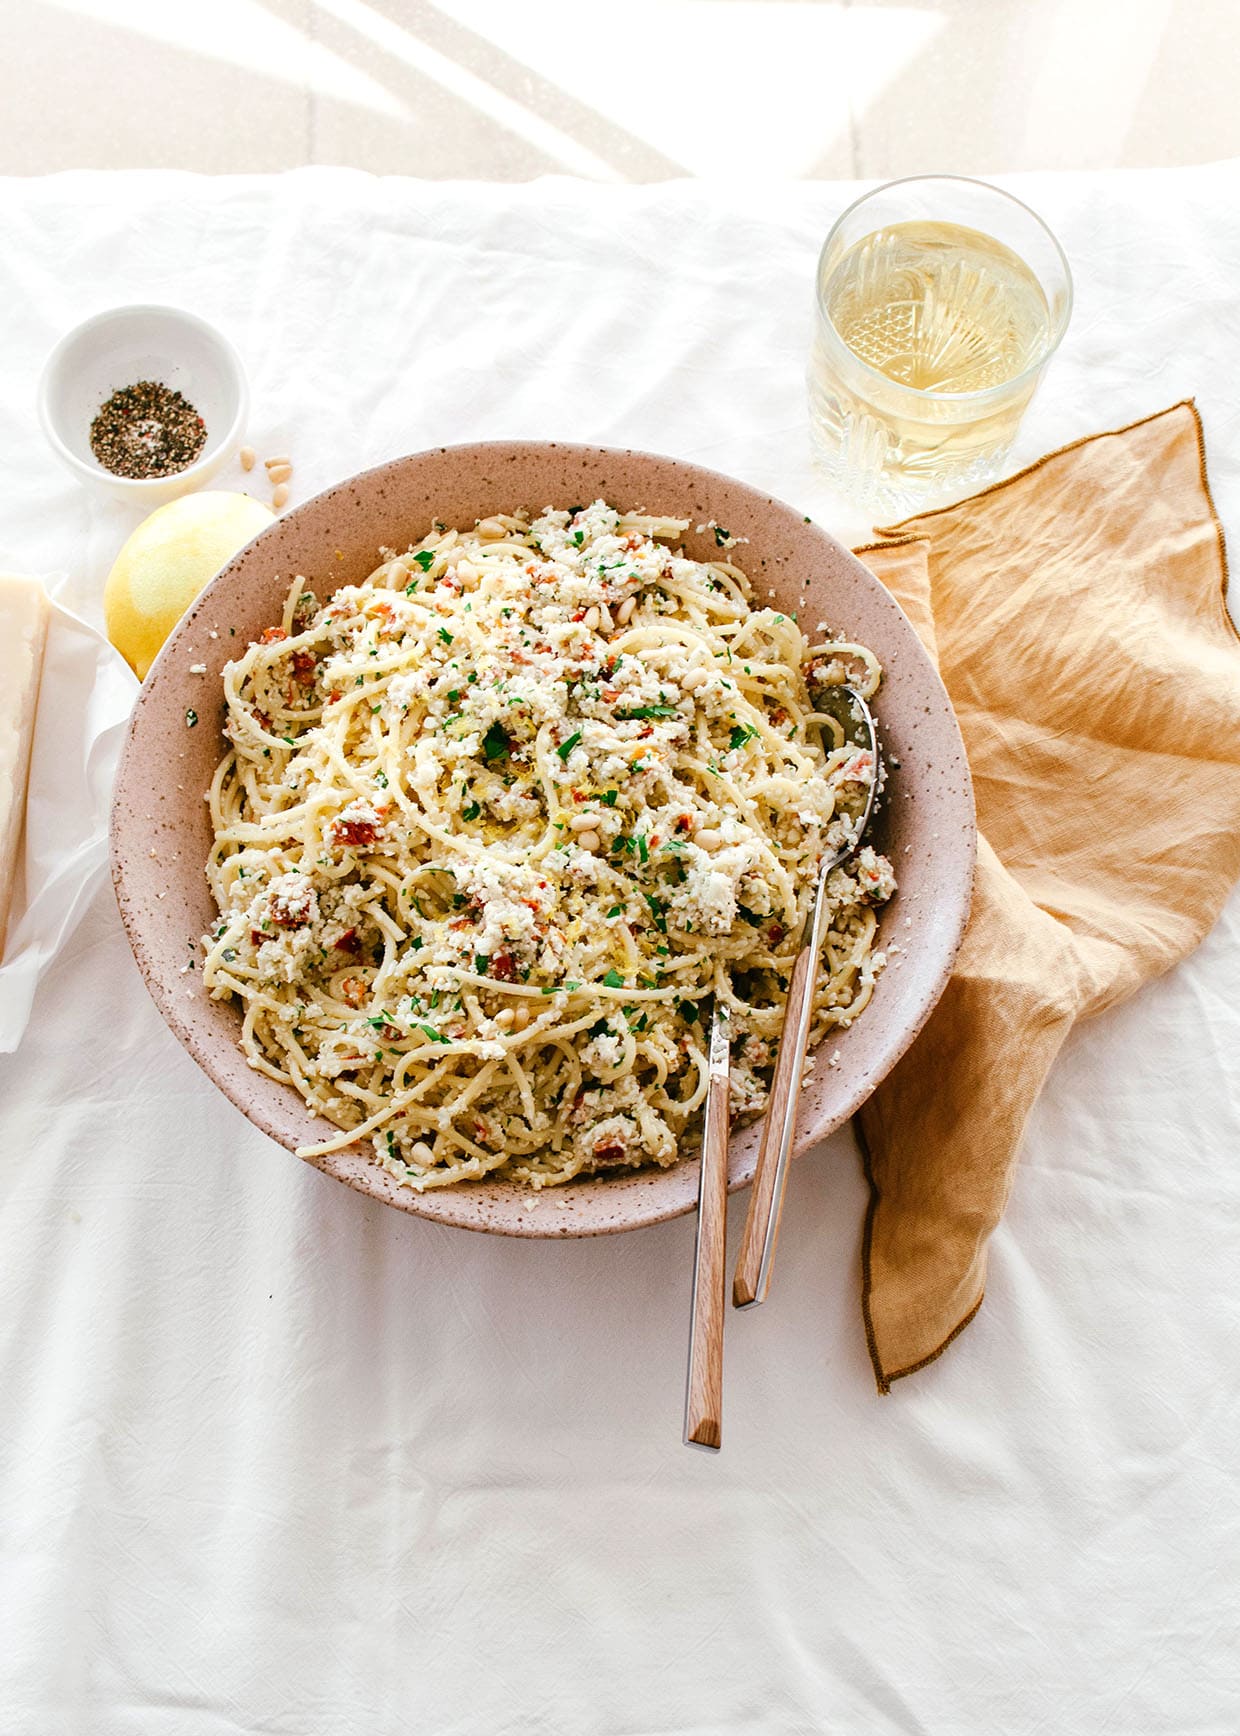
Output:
top-left (732, 936), bottom-right (818, 1309)
top-left (684, 1031), bottom-right (730, 1451)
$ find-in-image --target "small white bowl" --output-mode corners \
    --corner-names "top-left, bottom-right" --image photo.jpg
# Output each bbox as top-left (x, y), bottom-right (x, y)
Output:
top-left (38, 305), bottom-right (249, 506)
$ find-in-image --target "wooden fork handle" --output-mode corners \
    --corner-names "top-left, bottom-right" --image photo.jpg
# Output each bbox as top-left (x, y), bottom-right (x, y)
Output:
top-left (684, 1049), bottom-right (730, 1450)
top-left (732, 938), bottom-right (816, 1308)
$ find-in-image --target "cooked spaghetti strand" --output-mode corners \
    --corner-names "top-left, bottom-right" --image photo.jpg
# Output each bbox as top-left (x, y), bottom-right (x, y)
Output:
top-left (203, 502), bottom-right (896, 1189)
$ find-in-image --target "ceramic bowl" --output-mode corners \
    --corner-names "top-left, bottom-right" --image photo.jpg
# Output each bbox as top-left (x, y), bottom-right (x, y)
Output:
top-left (110, 442), bottom-right (975, 1237)
top-left (38, 304), bottom-right (248, 505)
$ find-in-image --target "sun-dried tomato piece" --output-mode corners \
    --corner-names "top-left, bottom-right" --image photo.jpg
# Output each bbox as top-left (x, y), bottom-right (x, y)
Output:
top-left (340, 976), bottom-right (367, 1008)
top-left (331, 817), bottom-right (379, 848)
top-left (268, 889), bottom-right (313, 928)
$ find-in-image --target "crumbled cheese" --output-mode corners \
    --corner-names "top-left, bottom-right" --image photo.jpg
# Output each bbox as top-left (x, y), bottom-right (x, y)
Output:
top-left (206, 498), bottom-right (895, 1193)
top-left (672, 864), bottom-right (737, 937)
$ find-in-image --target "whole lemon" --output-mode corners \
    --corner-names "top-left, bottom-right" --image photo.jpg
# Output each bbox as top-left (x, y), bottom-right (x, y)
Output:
top-left (104, 491), bottom-right (274, 679)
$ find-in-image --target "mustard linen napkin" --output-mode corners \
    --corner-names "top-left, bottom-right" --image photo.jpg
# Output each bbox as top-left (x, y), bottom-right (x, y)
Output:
top-left (850, 402), bottom-right (1240, 1390)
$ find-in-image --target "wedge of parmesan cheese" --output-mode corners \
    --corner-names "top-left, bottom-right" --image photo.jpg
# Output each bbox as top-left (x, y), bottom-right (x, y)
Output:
top-left (0, 576), bottom-right (50, 960)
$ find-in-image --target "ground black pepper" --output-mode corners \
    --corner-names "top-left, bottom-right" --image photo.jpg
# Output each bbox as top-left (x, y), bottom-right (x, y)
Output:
top-left (89, 379), bottom-right (208, 480)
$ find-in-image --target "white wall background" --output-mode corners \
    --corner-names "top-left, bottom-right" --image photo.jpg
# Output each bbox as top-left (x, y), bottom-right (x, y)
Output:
top-left (3, 0), bottom-right (1239, 179)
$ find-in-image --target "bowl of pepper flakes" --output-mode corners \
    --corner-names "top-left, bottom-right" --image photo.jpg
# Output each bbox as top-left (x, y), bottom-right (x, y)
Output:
top-left (38, 304), bottom-right (249, 505)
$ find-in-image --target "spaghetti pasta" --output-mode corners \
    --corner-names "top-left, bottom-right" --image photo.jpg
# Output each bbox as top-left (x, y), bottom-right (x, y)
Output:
top-left (202, 501), bottom-right (895, 1190)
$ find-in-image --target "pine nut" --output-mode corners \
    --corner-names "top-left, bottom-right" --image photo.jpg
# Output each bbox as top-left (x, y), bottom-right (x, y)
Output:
top-left (616, 597), bottom-right (636, 625)
top-left (264, 454), bottom-right (291, 471)
top-left (476, 516), bottom-right (508, 540)
top-left (272, 484), bottom-right (290, 510)
top-left (455, 557), bottom-right (479, 589)
top-left (577, 829), bottom-right (600, 852)
top-left (681, 666), bottom-right (707, 690)
top-left (410, 1141), bottom-right (434, 1163)
top-left (569, 812), bottom-right (596, 832)
top-left (239, 445), bottom-right (256, 471)
top-left (495, 1008), bottom-right (514, 1028)
top-left (696, 828), bottom-right (722, 849)
top-left (584, 606), bottom-right (600, 630)
top-left (266, 461), bottom-right (293, 484)
top-left (511, 1003), bottom-right (531, 1032)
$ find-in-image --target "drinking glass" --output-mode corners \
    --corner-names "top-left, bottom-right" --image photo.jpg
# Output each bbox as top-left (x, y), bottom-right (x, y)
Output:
top-left (808, 175), bottom-right (1073, 512)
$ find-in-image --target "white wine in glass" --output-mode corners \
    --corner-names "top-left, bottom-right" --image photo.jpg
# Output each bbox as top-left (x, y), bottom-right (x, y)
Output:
top-left (809, 178), bottom-right (1072, 511)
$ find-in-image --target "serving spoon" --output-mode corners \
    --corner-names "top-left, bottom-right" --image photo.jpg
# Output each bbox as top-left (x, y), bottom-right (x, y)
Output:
top-left (732, 686), bottom-right (882, 1310)
top-left (683, 1000), bottom-right (730, 1450)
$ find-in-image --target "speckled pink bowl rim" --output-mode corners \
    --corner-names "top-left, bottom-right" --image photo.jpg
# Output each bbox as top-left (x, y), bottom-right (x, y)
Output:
top-left (110, 442), bottom-right (976, 1237)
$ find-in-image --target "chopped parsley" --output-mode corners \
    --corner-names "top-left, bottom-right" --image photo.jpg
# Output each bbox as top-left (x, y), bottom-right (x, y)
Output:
top-left (413, 549), bottom-right (436, 571)
top-left (602, 968), bottom-right (624, 989)
top-left (729, 724), bottom-right (758, 751)
top-left (599, 789), bottom-right (618, 807)
top-left (437, 627), bottom-right (453, 646)
top-left (482, 723), bottom-right (509, 762)
top-left (619, 704), bottom-right (678, 721)
top-left (462, 801), bottom-right (481, 821)
top-left (557, 731), bottom-right (582, 762)
top-left (713, 526), bottom-right (731, 546)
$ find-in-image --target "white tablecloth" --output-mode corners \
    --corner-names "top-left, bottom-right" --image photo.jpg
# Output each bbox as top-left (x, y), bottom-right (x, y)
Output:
top-left (2, 165), bottom-right (1238, 1736)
